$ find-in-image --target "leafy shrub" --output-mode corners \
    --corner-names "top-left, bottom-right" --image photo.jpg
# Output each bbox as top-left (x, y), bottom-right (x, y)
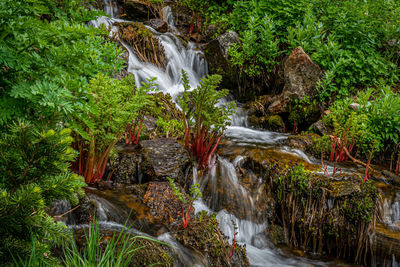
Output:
top-left (178, 70), bottom-right (236, 168)
top-left (70, 74), bottom-right (153, 184)
top-left (229, 15), bottom-right (280, 79)
top-left (0, 121), bottom-right (85, 264)
top-left (322, 86), bottom-right (400, 162)
top-left (0, 0), bottom-right (124, 126)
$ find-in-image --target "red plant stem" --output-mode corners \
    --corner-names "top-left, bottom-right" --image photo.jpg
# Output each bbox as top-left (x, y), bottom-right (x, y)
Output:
top-left (321, 153), bottom-right (329, 176)
top-left (330, 137), bottom-right (337, 162)
top-left (189, 24), bottom-right (194, 36)
top-left (354, 144), bottom-right (360, 159)
top-left (364, 154), bottom-right (373, 182)
top-left (229, 233), bottom-right (236, 258)
top-left (135, 117), bottom-right (144, 145)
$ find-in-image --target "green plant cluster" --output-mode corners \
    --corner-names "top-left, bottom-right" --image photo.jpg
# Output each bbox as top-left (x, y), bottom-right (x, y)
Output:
top-left (199, 0), bottom-right (399, 98)
top-left (0, 0), bottom-right (124, 126)
top-left (0, 0), bottom-right (157, 262)
top-left (321, 86), bottom-right (400, 160)
top-left (0, 121), bottom-right (85, 264)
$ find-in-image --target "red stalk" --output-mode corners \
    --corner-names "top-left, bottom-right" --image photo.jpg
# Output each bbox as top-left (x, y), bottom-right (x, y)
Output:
top-left (229, 235), bottom-right (236, 258)
top-left (135, 117), bottom-right (144, 145)
top-left (321, 152), bottom-right (329, 176)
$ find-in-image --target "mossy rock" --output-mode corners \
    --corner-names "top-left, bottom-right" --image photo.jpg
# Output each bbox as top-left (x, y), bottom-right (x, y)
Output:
top-left (172, 213), bottom-right (250, 267)
top-left (265, 114), bottom-right (285, 132)
top-left (248, 113), bottom-right (285, 132)
top-left (266, 163), bottom-right (379, 264)
top-left (131, 239), bottom-right (174, 266)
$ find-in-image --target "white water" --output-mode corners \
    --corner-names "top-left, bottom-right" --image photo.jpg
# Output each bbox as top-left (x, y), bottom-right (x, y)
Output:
top-left (383, 192), bottom-right (400, 229)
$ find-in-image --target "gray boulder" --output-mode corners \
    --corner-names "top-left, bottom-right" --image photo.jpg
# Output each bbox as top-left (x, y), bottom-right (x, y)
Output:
top-left (268, 47), bottom-right (323, 114)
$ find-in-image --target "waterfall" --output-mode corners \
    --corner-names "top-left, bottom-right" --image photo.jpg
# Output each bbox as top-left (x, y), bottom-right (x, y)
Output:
top-left (87, 3), bottom-right (388, 266)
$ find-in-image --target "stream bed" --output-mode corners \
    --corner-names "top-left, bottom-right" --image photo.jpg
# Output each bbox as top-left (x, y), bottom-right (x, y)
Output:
top-left (53, 1), bottom-right (400, 266)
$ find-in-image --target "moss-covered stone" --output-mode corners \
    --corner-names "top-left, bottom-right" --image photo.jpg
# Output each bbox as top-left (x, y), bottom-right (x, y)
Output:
top-left (172, 213), bottom-right (250, 266)
top-left (265, 163), bottom-right (379, 264)
top-left (131, 239), bottom-right (174, 266)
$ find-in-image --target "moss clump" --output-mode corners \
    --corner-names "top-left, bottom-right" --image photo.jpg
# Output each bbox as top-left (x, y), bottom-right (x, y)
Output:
top-left (172, 212), bottom-right (250, 266)
top-left (264, 162), bottom-right (379, 264)
top-left (117, 22), bottom-right (165, 68)
top-left (131, 239), bottom-right (174, 266)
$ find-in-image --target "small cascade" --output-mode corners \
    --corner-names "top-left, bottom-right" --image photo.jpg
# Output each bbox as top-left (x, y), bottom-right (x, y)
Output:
top-left (162, 6), bottom-right (178, 34)
top-left (86, 193), bottom-right (129, 223)
top-left (158, 233), bottom-right (207, 267)
top-left (103, 0), bottom-right (119, 18)
top-left (50, 200), bottom-right (75, 225)
top-left (382, 192), bottom-right (400, 228)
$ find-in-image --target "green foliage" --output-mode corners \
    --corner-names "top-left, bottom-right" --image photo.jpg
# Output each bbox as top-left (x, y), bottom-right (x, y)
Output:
top-left (0, 121), bottom-right (85, 264)
top-left (229, 15), bottom-right (280, 78)
top-left (178, 70), bottom-right (236, 138)
top-left (277, 164), bottom-right (310, 202)
top-left (206, 0), bottom-right (399, 100)
top-left (168, 178), bottom-right (202, 204)
top-left (342, 181), bottom-right (378, 223)
top-left (178, 70), bottom-right (236, 168)
top-left (0, 0), bottom-right (124, 125)
top-left (168, 178), bottom-right (201, 228)
top-left (70, 74), bottom-right (154, 183)
top-left (156, 117), bottom-right (184, 139)
top-left (322, 86), bottom-right (400, 159)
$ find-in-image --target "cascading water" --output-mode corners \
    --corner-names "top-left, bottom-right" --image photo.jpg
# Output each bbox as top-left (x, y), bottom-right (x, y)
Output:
top-left (84, 2), bottom-right (400, 266)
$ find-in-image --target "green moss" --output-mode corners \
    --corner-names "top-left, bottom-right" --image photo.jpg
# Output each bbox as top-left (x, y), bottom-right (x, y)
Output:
top-left (266, 114), bottom-right (285, 131)
top-left (267, 163), bottom-right (379, 264)
top-left (172, 212), bottom-right (250, 266)
top-left (131, 239), bottom-right (174, 266)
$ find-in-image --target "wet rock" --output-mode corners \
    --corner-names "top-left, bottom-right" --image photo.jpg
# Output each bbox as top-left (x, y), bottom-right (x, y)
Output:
top-left (349, 103), bottom-right (361, 111)
top-left (48, 196), bottom-right (94, 225)
top-left (203, 31), bottom-right (240, 95)
top-left (149, 18), bottom-right (167, 33)
top-left (121, 0), bottom-right (152, 22)
top-left (139, 138), bottom-right (190, 185)
top-left (286, 133), bottom-right (316, 151)
top-left (72, 195), bottom-right (95, 225)
top-left (216, 30), bottom-right (240, 58)
top-left (110, 153), bottom-right (140, 184)
top-left (375, 222), bottom-right (400, 262)
top-left (268, 47), bottom-right (323, 115)
top-left (249, 114), bottom-right (285, 132)
top-left (382, 170), bottom-right (400, 186)
top-left (310, 120), bottom-right (331, 135)
top-left (131, 238), bottom-right (174, 266)
top-left (328, 180), bottom-right (361, 197)
top-left (143, 181), bottom-right (185, 225)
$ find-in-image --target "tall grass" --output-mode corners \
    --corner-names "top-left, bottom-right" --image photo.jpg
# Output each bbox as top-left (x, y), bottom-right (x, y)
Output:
top-left (63, 220), bottom-right (165, 267)
top-left (12, 220), bottom-right (168, 267)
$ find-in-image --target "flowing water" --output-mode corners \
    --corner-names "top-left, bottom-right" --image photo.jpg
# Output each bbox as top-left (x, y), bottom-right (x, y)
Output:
top-left (55, 2), bottom-right (400, 266)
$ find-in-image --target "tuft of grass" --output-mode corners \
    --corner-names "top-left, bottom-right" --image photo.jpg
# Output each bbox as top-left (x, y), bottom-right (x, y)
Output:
top-left (63, 220), bottom-right (167, 267)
